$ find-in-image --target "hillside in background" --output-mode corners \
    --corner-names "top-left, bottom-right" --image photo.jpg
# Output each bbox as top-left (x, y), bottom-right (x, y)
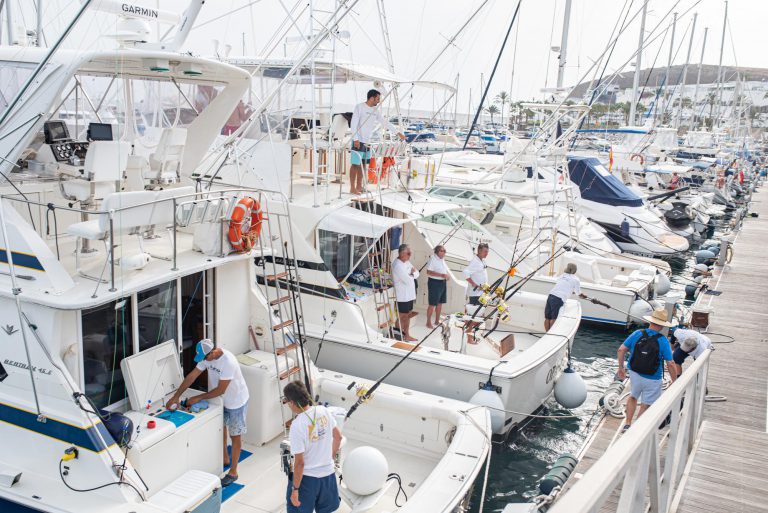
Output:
top-left (569, 64), bottom-right (768, 100)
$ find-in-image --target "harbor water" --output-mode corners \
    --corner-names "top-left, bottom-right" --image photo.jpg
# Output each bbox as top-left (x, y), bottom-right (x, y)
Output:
top-left (471, 216), bottom-right (733, 512)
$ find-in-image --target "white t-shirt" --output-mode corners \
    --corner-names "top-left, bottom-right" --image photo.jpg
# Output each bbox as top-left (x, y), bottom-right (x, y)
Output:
top-left (549, 274), bottom-right (582, 302)
top-left (674, 328), bottom-right (713, 359)
top-left (196, 349), bottom-right (249, 410)
top-left (289, 405), bottom-right (337, 478)
top-left (392, 258), bottom-right (419, 302)
top-left (426, 254), bottom-right (449, 280)
top-left (463, 255), bottom-right (488, 297)
top-left (350, 102), bottom-right (398, 144)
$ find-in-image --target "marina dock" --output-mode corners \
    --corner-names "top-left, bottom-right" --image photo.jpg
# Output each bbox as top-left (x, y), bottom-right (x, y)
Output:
top-left (552, 185), bottom-right (768, 512)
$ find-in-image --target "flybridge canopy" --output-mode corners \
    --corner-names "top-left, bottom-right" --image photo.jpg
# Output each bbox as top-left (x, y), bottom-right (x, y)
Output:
top-left (228, 58), bottom-right (455, 92)
top-left (568, 156), bottom-right (643, 208)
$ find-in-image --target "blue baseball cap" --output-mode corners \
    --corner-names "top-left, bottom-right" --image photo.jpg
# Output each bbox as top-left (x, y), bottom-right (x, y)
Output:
top-left (194, 339), bottom-right (214, 363)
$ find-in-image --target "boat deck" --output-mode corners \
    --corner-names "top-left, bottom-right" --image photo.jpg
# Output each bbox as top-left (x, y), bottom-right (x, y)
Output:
top-left (558, 184), bottom-right (768, 512)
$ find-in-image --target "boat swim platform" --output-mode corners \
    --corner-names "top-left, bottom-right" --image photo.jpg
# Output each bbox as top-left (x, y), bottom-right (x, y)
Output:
top-left (557, 184), bottom-right (768, 512)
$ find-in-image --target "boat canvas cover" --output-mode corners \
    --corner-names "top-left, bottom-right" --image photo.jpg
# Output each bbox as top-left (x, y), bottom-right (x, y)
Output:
top-left (317, 206), bottom-right (406, 239)
top-left (568, 156), bottom-right (643, 207)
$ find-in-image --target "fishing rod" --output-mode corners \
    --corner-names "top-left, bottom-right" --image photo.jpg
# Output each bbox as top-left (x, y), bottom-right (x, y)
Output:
top-left (345, 321), bottom-right (446, 420)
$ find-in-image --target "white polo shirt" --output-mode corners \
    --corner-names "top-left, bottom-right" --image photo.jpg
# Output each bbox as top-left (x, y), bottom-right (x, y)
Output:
top-left (426, 254), bottom-right (449, 280)
top-left (392, 258), bottom-right (419, 302)
top-left (463, 255), bottom-right (488, 297)
top-left (549, 274), bottom-right (582, 302)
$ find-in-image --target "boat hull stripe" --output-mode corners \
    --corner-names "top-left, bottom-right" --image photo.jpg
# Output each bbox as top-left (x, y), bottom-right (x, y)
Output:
top-left (0, 249), bottom-right (45, 272)
top-left (0, 401), bottom-right (113, 453)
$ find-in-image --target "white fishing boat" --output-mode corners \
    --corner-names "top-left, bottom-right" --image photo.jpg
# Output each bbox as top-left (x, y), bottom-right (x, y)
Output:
top-left (0, 4), bottom-right (491, 512)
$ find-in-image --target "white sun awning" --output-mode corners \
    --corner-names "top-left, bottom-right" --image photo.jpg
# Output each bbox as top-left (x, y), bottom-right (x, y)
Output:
top-left (317, 206), bottom-right (406, 239)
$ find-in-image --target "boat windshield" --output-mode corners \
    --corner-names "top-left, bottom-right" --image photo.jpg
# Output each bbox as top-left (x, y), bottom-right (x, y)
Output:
top-left (0, 61), bottom-right (35, 116)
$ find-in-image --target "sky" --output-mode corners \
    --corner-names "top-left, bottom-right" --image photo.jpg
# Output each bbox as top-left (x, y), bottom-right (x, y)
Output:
top-left (5, 0), bottom-right (768, 114)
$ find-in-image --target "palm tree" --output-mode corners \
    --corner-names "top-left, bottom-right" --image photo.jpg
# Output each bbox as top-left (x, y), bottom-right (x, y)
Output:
top-left (485, 104), bottom-right (500, 125)
top-left (496, 91), bottom-right (510, 127)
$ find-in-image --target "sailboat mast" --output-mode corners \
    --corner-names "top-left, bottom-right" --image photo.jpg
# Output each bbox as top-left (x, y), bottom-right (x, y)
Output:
top-left (628, 0), bottom-right (649, 126)
top-left (662, 12), bottom-right (677, 124)
top-left (675, 12), bottom-right (697, 129)
top-left (693, 27), bottom-right (708, 130)
top-left (556, 0), bottom-right (573, 90)
top-left (715, 0), bottom-right (728, 129)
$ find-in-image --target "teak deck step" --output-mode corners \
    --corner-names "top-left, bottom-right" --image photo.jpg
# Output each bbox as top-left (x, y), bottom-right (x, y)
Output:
top-left (265, 272), bottom-right (289, 281)
top-left (279, 365), bottom-right (301, 380)
top-left (270, 295), bottom-right (291, 306)
top-left (276, 343), bottom-right (298, 355)
top-left (273, 320), bottom-right (295, 331)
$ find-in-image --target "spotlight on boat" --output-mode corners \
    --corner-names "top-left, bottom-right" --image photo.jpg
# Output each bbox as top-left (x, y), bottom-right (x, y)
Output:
top-left (341, 446), bottom-right (389, 496)
top-left (654, 273), bottom-right (671, 296)
top-left (470, 385), bottom-right (506, 434)
top-left (554, 367), bottom-right (587, 409)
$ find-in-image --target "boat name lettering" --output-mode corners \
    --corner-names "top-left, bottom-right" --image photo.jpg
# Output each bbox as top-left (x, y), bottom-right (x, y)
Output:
top-left (121, 3), bottom-right (159, 18)
top-left (545, 362), bottom-right (564, 384)
top-left (3, 359), bottom-right (52, 375)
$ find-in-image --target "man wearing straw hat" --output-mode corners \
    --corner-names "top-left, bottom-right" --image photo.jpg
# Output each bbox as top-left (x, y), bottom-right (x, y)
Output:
top-left (617, 309), bottom-right (678, 432)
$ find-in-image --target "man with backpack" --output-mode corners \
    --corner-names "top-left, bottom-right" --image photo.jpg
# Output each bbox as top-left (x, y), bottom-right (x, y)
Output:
top-left (616, 309), bottom-right (678, 432)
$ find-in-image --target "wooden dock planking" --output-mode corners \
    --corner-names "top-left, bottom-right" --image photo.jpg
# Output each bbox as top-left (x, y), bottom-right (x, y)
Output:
top-left (560, 185), bottom-right (768, 512)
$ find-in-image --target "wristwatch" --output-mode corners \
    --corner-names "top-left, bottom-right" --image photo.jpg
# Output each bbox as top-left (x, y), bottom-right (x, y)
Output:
top-left (292, 485), bottom-right (300, 491)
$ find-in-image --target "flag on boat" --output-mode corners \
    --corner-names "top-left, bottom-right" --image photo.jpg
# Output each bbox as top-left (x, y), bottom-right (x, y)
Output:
top-left (608, 146), bottom-right (614, 172)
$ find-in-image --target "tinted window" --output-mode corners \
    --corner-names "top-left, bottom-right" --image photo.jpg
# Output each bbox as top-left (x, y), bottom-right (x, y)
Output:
top-left (137, 281), bottom-right (178, 352)
top-left (82, 299), bottom-right (134, 409)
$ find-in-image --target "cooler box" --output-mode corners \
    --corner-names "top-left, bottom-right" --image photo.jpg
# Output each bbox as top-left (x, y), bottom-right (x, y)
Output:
top-left (238, 349), bottom-right (295, 446)
top-left (121, 341), bottom-right (223, 494)
top-left (691, 305), bottom-right (713, 328)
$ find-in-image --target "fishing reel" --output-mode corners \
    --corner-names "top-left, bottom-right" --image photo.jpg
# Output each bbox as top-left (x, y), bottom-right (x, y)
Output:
top-left (496, 301), bottom-right (511, 323)
top-left (280, 439), bottom-right (293, 476)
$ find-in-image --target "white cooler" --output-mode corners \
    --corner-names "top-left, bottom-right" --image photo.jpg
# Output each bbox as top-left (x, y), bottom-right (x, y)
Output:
top-left (238, 349), bottom-right (295, 446)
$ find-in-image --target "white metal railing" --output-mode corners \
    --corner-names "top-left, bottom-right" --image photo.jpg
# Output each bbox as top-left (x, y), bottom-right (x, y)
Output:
top-left (549, 349), bottom-right (711, 513)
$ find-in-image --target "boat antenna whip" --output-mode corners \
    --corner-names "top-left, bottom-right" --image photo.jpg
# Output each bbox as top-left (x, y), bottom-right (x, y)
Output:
top-left (345, 321), bottom-right (445, 421)
top-left (462, 0), bottom-right (522, 150)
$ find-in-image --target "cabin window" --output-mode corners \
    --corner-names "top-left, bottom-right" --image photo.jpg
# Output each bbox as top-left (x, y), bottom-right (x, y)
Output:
top-left (319, 229), bottom-right (351, 280)
top-left (137, 281), bottom-right (178, 352)
top-left (82, 299), bottom-right (134, 409)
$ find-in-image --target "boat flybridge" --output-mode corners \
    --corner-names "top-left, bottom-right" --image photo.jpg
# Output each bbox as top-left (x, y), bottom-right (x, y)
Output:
top-left (0, 8), bottom-right (490, 513)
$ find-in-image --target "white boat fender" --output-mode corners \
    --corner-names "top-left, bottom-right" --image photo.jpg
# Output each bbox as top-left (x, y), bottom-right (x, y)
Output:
top-left (629, 300), bottom-right (653, 322)
top-left (654, 273), bottom-right (671, 296)
top-left (694, 263), bottom-right (709, 274)
top-left (554, 367), bottom-right (587, 409)
top-left (695, 250), bottom-right (716, 265)
top-left (341, 446), bottom-right (389, 496)
top-left (469, 385), bottom-right (506, 435)
top-left (119, 252), bottom-right (151, 270)
top-left (539, 453), bottom-right (578, 495)
top-left (685, 284), bottom-right (698, 297)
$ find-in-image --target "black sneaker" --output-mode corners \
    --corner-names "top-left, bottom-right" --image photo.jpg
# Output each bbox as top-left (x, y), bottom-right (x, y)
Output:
top-left (221, 474), bottom-right (238, 487)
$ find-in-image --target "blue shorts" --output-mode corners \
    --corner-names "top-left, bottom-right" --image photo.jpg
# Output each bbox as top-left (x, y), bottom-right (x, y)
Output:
top-left (286, 474), bottom-right (340, 513)
top-left (544, 294), bottom-right (564, 320)
top-left (350, 142), bottom-right (371, 166)
top-left (628, 370), bottom-right (663, 405)
top-left (428, 278), bottom-right (447, 306)
top-left (223, 403), bottom-right (248, 436)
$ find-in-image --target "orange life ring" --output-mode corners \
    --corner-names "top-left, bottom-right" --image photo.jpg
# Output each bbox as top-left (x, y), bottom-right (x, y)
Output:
top-left (630, 153), bottom-right (645, 165)
top-left (228, 197), bottom-right (263, 252)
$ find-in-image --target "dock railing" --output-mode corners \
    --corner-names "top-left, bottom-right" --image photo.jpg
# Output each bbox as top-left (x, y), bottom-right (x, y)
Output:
top-left (549, 349), bottom-right (711, 513)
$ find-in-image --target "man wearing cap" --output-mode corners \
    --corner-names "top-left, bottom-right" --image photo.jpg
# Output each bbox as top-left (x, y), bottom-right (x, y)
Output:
top-left (616, 309), bottom-right (678, 432)
top-left (166, 340), bottom-right (250, 486)
top-left (670, 326), bottom-right (713, 374)
top-left (544, 263), bottom-right (588, 332)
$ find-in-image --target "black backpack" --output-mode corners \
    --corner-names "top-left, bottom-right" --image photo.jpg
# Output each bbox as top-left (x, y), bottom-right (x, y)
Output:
top-left (629, 329), bottom-right (661, 375)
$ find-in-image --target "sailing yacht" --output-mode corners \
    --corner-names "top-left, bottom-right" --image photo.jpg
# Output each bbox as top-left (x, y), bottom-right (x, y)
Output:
top-left (0, 4), bottom-right (491, 512)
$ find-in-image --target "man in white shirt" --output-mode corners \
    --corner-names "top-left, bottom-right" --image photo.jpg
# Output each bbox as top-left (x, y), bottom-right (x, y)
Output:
top-left (392, 244), bottom-right (420, 341)
top-left (349, 89), bottom-right (405, 195)
top-left (426, 245), bottom-right (450, 328)
top-left (284, 381), bottom-right (342, 513)
top-left (462, 244), bottom-right (489, 345)
top-left (671, 327), bottom-right (714, 373)
top-left (166, 339), bottom-right (250, 487)
top-left (545, 263), bottom-right (588, 331)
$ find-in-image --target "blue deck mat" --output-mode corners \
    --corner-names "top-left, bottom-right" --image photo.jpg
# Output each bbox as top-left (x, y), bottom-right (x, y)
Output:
top-left (224, 446), bottom-right (253, 471)
top-left (221, 482), bottom-right (245, 502)
top-left (156, 409), bottom-right (194, 428)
